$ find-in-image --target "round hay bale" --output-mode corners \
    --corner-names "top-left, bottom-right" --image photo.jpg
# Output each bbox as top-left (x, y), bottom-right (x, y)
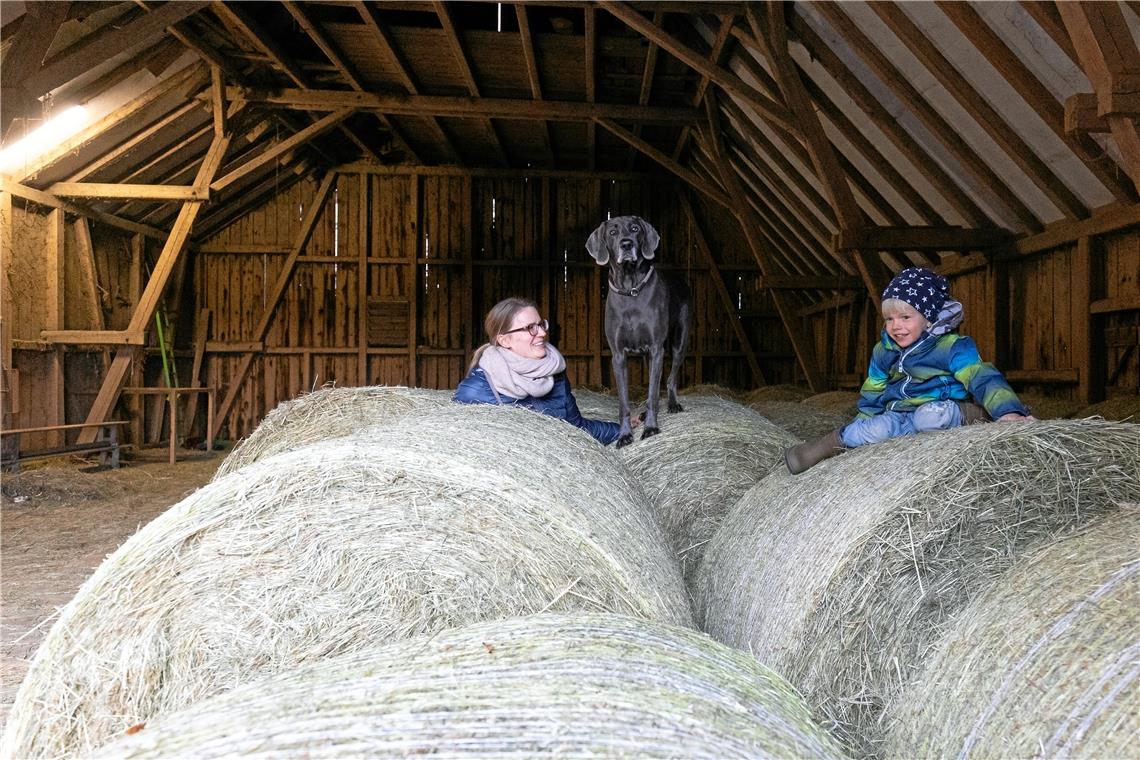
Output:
top-left (743, 383), bottom-right (814, 404)
top-left (3, 405), bottom-right (691, 760)
top-left (617, 395), bottom-right (798, 586)
top-left (571, 387), bottom-right (620, 420)
top-left (695, 419), bottom-right (1140, 756)
top-left (884, 507), bottom-right (1140, 759)
top-left (680, 383), bottom-right (746, 402)
top-left (1073, 394), bottom-right (1140, 422)
top-left (801, 390), bottom-right (860, 415)
top-left (1015, 391), bottom-right (1084, 419)
top-left (93, 614), bottom-right (847, 760)
top-left (748, 400), bottom-right (849, 441)
top-left (213, 384), bottom-right (452, 479)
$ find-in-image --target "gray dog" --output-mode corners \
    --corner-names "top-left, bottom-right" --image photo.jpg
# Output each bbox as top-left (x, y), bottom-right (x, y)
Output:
top-left (586, 215), bottom-right (692, 447)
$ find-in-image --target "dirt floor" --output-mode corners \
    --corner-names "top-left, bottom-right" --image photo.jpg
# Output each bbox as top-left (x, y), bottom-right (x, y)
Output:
top-left (0, 448), bottom-right (224, 733)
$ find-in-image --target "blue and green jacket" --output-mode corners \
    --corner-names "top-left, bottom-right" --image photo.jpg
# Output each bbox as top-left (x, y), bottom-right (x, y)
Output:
top-left (857, 308), bottom-right (1028, 420)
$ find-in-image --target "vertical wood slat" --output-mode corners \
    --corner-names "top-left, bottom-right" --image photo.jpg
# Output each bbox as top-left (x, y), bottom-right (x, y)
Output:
top-left (48, 209), bottom-right (66, 443)
top-left (0, 192), bottom-right (13, 430)
top-left (591, 179), bottom-right (603, 385)
top-left (358, 173), bottom-right (369, 383)
top-left (408, 173), bottom-right (420, 387)
top-left (1071, 236), bottom-right (1103, 405)
top-left (463, 175), bottom-right (474, 368)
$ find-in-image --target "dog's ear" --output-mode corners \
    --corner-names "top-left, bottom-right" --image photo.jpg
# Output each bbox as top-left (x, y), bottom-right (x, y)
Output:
top-left (585, 221), bottom-right (609, 265)
top-left (637, 217), bottom-right (661, 260)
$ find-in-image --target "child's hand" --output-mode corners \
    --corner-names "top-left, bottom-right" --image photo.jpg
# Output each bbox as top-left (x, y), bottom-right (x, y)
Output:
top-left (997, 412), bottom-right (1036, 422)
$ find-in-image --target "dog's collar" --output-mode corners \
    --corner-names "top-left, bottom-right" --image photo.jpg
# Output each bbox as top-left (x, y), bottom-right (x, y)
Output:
top-left (608, 265), bottom-right (656, 297)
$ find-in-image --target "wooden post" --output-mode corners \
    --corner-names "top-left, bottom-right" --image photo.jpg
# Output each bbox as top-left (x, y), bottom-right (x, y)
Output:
top-left (48, 209), bottom-right (66, 445)
top-left (0, 191), bottom-right (13, 429)
top-left (184, 309), bottom-right (210, 436)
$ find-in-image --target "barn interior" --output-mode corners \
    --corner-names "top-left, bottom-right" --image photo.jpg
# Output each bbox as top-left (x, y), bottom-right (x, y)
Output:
top-left (1, 1), bottom-right (1139, 758)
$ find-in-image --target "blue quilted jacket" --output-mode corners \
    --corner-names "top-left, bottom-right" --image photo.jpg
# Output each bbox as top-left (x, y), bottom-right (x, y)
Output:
top-left (453, 367), bottom-right (620, 445)
top-left (857, 328), bottom-right (1029, 420)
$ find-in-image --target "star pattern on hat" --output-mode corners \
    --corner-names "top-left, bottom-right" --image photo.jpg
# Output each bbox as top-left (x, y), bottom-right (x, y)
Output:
top-left (881, 267), bottom-right (949, 322)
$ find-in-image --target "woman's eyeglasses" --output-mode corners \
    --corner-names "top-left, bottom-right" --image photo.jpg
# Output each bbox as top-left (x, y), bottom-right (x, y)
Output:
top-left (502, 319), bottom-right (549, 337)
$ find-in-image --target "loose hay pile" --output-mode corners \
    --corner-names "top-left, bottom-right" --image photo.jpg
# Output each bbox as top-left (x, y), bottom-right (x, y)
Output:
top-left (3, 405), bottom-right (690, 760)
top-left (1074, 394), bottom-right (1140, 422)
top-left (801, 390), bottom-right (861, 415)
top-left (616, 395), bottom-right (797, 586)
top-left (743, 384), bottom-right (814, 404)
top-left (695, 419), bottom-right (1140, 756)
top-left (884, 507), bottom-right (1140, 759)
top-left (93, 614), bottom-right (847, 760)
top-left (1015, 391), bottom-right (1084, 419)
top-left (213, 384), bottom-right (452, 479)
top-left (679, 383), bottom-right (746, 402)
top-left (748, 400), bottom-right (850, 441)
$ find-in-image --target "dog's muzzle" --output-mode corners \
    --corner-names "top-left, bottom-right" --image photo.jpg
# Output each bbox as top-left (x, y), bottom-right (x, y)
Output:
top-left (616, 239), bottom-right (639, 263)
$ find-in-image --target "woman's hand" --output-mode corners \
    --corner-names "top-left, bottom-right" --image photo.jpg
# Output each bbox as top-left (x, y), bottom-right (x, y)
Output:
top-left (997, 412), bottom-right (1037, 422)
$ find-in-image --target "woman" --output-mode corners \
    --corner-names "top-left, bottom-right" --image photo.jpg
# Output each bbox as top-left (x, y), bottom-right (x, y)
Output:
top-left (454, 297), bottom-right (621, 445)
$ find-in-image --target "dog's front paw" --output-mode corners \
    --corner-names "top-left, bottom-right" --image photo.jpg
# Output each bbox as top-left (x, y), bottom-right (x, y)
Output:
top-left (640, 426), bottom-right (660, 440)
top-left (668, 400), bottom-right (683, 413)
top-left (615, 433), bottom-right (635, 448)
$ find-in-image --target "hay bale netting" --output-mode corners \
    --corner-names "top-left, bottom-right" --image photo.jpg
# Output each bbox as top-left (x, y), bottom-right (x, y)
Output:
top-left (743, 383), bottom-right (815, 404)
top-left (695, 419), bottom-right (1140, 756)
top-left (884, 507), bottom-right (1140, 759)
top-left (213, 384), bottom-right (452, 479)
top-left (617, 395), bottom-right (798, 585)
top-left (1074, 394), bottom-right (1140, 422)
top-left (93, 614), bottom-right (848, 760)
top-left (748, 400), bottom-right (850, 441)
top-left (801, 390), bottom-right (861, 415)
top-left (3, 405), bottom-right (691, 760)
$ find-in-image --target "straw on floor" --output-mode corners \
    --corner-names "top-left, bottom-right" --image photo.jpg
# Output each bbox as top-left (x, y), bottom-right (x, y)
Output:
top-left (884, 506), bottom-right (1140, 759)
top-left (2, 404), bottom-right (690, 760)
top-left (213, 383), bottom-right (452, 479)
top-left (695, 419), bottom-right (1140, 756)
top-left (93, 614), bottom-right (849, 760)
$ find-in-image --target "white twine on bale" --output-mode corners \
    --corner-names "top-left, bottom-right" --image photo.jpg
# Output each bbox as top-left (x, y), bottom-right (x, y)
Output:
top-left (2, 404), bottom-right (691, 760)
top-left (695, 419), bottom-right (1140, 757)
top-left (91, 614), bottom-right (850, 760)
top-left (609, 394), bottom-right (797, 587)
top-left (213, 384), bottom-right (453, 479)
top-left (884, 506), bottom-right (1140, 760)
top-left (748, 399), bottom-right (849, 441)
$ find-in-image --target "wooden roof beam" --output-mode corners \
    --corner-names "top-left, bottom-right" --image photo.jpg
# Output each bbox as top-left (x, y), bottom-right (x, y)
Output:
top-left (937, 1), bottom-right (1136, 203)
top-left (872, 3), bottom-right (1087, 221)
top-left (1, 2), bottom-right (72, 139)
top-left (0, 178), bottom-right (168, 240)
top-left (671, 12), bottom-right (736, 162)
top-left (783, 16), bottom-right (991, 228)
top-left (835, 226), bottom-right (1012, 252)
top-left (211, 109), bottom-right (353, 192)
top-left (434, 1), bottom-right (511, 167)
top-left (585, 6), bottom-right (597, 170)
top-left (601, 1), bottom-right (795, 133)
top-left (46, 183), bottom-right (208, 201)
top-left (62, 101), bottom-right (202, 183)
top-left (595, 118), bottom-right (731, 209)
top-left (355, 1), bottom-right (461, 163)
top-left (283, 0), bottom-right (418, 163)
top-left (1019, 1), bottom-right (1079, 63)
top-left (626, 10), bottom-right (665, 171)
top-left (1057, 1), bottom-right (1140, 193)
top-left (812, 2), bottom-right (1041, 233)
top-left (516, 4), bottom-right (555, 167)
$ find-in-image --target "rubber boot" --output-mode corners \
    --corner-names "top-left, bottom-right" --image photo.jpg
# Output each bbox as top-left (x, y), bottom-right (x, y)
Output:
top-left (784, 428), bottom-right (847, 475)
top-left (956, 400), bottom-right (990, 425)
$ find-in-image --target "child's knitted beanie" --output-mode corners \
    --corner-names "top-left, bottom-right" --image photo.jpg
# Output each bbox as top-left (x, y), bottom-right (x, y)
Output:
top-left (881, 267), bottom-right (948, 322)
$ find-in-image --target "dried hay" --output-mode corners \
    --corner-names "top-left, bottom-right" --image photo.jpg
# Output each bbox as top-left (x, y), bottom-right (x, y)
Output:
top-left (1074, 394), bottom-right (1140, 422)
top-left (0, 463), bottom-right (128, 506)
top-left (802, 390), bottom-right (861, 415)
top-left (93, 614), bottom-right (847, 760)
top-left (1015, 391), bottom-right (1084, 419)
top-left (884, 506), bottom-right (1140, 759)
top-left (743, 384), bottom-right (815, 404)
top-left (680, 383), bottom-right (746, 402)
top-left (2, 404), bottom-right (691, 760)
top-left (213, 383), bottom-right (452, 479)
top-left (748, 400), bottom-right (849, 441)
top-left (695, 419), bottom-right (1140, 756)
top-left (615, 395), bottom-right (797, 586)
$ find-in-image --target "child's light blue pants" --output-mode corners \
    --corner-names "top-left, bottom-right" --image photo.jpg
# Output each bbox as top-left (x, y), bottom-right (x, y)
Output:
top-left (840, 400), bottom-right (962, 448)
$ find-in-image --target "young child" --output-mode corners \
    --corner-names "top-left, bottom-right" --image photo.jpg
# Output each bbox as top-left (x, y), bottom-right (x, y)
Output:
top-left (785, 267), bottom-right (1035, 474)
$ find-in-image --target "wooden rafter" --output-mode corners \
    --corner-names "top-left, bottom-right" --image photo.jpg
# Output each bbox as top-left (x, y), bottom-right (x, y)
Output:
top-left (698, 87), bottom-right (826, 392)
top-left (1057, 1), bottom-right (1140, 193)
top-left (1020, 1), bottom-right (1079, 63)
top-left (211, 172), bottom-right (337, 439)
top-left (354, 1), bottom-right (460, 163)
top-left (835, 227), bottom-right (1012, 252)
top-left (872, 2), bottom-right (1087, 221)
top-left (671, 13), bottom-right (736, 162)
top-left (282, 0), bottom-right (419, 163)
top-left (46, 183), bottom-right (208, 201)
top-left (585, 5), bottom-right (597, 169)
top-left (601, 1), bottom-right (795, 133)
top-left (434, 0), bottom-right (511, 167)
top-left (210, 109), bottom-right (353, 192)
top-left (78, 130), bottom-right (232, 444)
top-left (0, 2), bottom-right (72, 138)
top-left (752, 4), bottom-right (890, 302)
top-left (785, 16), bottom-right (992, 228)
top-left (627, 11), bottom-right (665, 170)
top-left (516, 4), bottom-right (555, 167)
top-left (0, 179), bottom-right (167, 240)
top-left (937, 1), bottom-right (1136, 204)
top-left (595, 119), bottom-right (731, 208)
top-left (812, 2), bottom-right (1041, 233)
top-left (681, 191), bottom-right (765, 385)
